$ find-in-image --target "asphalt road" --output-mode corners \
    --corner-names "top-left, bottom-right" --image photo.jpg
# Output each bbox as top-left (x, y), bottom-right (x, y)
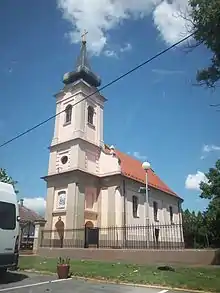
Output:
top-left (0, 272), bottom-right (192, 293)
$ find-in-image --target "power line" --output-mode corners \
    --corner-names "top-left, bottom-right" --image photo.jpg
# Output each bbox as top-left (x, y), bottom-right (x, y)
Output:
top-left (0, 32), bottom-right (195, 149)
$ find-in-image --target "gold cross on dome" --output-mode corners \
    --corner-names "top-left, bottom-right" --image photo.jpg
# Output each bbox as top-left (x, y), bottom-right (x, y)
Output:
top-left (81, 29), bottom-right (88, 42)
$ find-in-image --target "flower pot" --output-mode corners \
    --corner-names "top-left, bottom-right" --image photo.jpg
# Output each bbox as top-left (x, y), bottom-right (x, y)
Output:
top-left (57, 264), bottom-right (70, 279)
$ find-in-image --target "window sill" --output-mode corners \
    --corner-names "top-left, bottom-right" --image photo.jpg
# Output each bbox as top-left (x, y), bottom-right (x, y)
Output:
top-left (87, 122), bottom-right (95, 129)
top-left (52, 211), bottom-right (66, 217)
top-left (63, 121), bottom-right (71, 127)
top-left (53, 208), bottom-right (66, 213)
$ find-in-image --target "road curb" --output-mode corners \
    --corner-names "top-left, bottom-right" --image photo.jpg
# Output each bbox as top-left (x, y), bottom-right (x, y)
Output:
top-left (21, 269), bottom-right (212, 293)
top-left (73, 276), bottom-right (212, 293)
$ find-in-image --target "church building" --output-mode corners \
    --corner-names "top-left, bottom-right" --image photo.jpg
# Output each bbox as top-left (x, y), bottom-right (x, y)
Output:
top-left (43, 35), bottom-right (184, 248)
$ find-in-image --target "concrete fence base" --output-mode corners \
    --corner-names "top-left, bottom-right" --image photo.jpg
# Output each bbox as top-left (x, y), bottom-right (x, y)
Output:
top-left (38, 247), bottom-right (220, 266)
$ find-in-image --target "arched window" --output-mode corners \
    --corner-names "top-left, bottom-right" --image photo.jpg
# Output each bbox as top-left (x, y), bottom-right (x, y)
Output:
top-left (153, 201), bottom-right (158, 221)
top-left (65, 104), bottom-right (72, 124)
top-left (132, 195), bottom-right (138, 218)
top-left (169, 206), bottom-right (173, 224)
top-left (87, 106), bottom-right (94, 125)
top-left (57, 191), bottom-right (66, 209)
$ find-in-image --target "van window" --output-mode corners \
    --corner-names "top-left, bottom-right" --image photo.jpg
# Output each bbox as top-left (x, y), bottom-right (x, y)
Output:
top-left (0, 201), bottom-right (16, 230)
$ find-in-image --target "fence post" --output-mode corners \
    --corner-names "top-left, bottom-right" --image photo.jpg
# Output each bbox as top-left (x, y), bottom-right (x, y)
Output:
top-left (33, 220), bottom-right (46, 254)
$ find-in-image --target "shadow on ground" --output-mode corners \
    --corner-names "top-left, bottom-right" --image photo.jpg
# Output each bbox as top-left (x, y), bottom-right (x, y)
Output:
top-left (0, 271), bottom-right (28, 284)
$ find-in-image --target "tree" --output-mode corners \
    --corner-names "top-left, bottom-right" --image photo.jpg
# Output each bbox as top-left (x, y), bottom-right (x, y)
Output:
top-left (0, 168), bottom-right (18, 194)
top-left (182, 209), bottom-right (197, 248)
top-left (200, 159), bottom-right (220, 200)
top-left (189, 0), bottom-right (220, 87)
top-left (200, 159), bottom-right (220, 247)
top-left (182, 160), bottom-right (220, 248)
top-left (204, 198), bottom-right (220, 247)
top-left (182, 209), bottom-right (208, 248)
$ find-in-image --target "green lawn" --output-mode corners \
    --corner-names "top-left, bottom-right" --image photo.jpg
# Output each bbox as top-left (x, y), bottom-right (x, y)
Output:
top-left (19, 256), bottom-right (220, 292)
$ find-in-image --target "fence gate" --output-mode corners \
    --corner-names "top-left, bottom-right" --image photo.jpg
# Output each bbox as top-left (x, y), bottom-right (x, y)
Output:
top-left (84, 227), bottom-right (99, 248)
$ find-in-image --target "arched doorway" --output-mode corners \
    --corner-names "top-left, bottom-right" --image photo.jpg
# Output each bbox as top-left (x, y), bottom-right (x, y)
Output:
top-left (55, 216), bottom-right (65, 248)
top-left (85, 221), bottom-right (94, 228)
top-left (84, 221), bottom-right (99, 248)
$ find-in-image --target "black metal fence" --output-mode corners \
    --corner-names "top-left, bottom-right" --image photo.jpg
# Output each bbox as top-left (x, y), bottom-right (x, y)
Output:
top-left (40, 224), bottom-right (185, 250)
top-left (20, 221), bottom-right (35, 251)
top-left (20, 235), bottom-right (34, 250)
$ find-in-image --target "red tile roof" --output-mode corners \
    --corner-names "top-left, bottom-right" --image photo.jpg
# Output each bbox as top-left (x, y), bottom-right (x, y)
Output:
top-left (19, 205), bottom-right (45, 223)
top-left (105, 145), bottom-right (179, 198)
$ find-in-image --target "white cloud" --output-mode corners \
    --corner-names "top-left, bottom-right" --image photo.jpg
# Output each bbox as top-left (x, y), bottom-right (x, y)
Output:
top-left (127, 151), bottom-right (148, 161)
top-left (120, 43), bottom-right (132, 53)
top-left (22, 197), bottom-right (46, 216)
top-left (133, 151), bottom-right (148, 161)
top-left (57, 0), bottom-right (191, 56)
top-left (152, 68), bottom-right (185, 75)
top-left (185, 171), bottom-right (208, 191)
top-left (104, 50), bottom-right (118, 58)
top-left (203, 144), bottom-right (220, 153)
top-left (103, 43), bottom-right (132, 57)
top-left (153, 0), bottom-right (192, 45)
top-left (200, 144), bottom-right (220, 159)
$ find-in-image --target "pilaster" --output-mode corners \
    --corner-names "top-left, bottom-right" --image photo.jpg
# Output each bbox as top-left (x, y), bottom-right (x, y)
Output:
top-left (66, 182), bottom-right (77, 230)
top-left (107, 186), bottom-right (116, 226)
top-left (76, 184), bottom-right (85, 228)
top-left (45, 186), bottom-right (54, 230)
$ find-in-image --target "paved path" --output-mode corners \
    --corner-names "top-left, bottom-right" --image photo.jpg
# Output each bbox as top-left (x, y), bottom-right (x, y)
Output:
top-left (0, 272), bottom-right (193, 293)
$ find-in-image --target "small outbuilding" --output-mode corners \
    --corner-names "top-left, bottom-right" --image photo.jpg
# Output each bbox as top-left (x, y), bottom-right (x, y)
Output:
top-left (19, 199), bottom-right (45, 250)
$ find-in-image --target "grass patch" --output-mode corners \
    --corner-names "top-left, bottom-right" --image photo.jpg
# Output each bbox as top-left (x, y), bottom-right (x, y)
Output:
top-left (19, 256), bottom-right (220, 292)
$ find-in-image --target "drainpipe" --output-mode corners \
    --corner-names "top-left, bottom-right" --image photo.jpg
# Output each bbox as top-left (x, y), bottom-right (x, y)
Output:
top-left (123, 179), bottom-right (127, 247)
top-left (142, 162), bottom-right (151, 248)
top-left (178, 200), bottom-right (184, 248)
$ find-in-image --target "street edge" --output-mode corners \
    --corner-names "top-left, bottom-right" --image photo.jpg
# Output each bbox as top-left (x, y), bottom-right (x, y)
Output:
top-left (20, 269), bottom-right (212, 293)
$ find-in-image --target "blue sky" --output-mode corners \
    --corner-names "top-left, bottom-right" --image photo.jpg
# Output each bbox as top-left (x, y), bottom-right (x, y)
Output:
top-left (0, 0), bottom-right (219, 214)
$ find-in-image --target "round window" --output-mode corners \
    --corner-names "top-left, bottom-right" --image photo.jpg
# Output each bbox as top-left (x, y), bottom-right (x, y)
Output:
top-left (61, 156), bottom-right (68, 164)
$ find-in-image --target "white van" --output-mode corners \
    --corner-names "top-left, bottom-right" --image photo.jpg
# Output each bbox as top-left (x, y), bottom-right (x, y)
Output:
top-left (0, 182), bottom-right (20, 274)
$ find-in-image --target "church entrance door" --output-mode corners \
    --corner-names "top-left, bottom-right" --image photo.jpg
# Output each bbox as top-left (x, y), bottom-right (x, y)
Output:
top-left (84, 221), bottom-right (99, 248)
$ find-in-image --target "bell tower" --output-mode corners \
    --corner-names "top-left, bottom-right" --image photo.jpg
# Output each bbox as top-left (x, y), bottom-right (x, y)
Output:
top-left (43, 32), bottom-right (106, 230)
